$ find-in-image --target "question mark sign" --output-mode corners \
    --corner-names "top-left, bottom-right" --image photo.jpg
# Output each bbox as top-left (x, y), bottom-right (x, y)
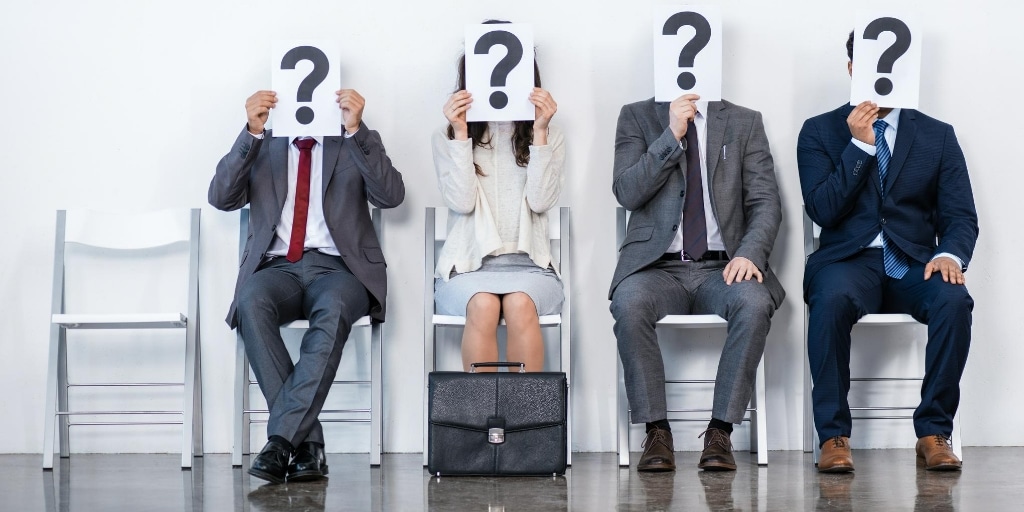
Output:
top-left (280, 46), bottom-right (330, 125)
top-left (474, 30), bottom-right (524, 109)
top-left (663, 12), bottom-right (711, 91)
top-left (863, 17), bottom-right (911, 96)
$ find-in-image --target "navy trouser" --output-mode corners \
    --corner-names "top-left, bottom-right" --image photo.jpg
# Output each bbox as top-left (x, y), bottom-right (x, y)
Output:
top-left (807, 249), bottom-right (972, 444)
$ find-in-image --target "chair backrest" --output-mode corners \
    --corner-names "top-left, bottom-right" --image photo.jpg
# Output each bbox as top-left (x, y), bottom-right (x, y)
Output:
top-left (52, 209), bottom-right (200, 316)
top-left (424, 206), bottom-right (570, 315)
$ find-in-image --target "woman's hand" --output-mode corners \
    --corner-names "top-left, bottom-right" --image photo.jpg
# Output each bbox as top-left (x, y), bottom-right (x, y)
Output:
top-left (444, 90), bottom-right (473, 140)
top-left (530, 87), bottom-right (557, 145)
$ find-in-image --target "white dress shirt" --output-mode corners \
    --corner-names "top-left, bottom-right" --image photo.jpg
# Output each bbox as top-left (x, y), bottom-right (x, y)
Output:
top-left (667, 101), bottom-right (726, 255)
top-left (849, 109), bottom-right (961, 267)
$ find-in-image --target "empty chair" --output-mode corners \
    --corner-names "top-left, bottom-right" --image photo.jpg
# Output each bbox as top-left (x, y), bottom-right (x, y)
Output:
top-left (43, 208), bottom-right (203, 469)
top-left (232, 208), bottom-right (383, 467)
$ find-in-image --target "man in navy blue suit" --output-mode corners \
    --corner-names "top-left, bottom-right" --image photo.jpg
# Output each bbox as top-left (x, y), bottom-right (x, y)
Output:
top-left (797, 32), bottom-right (979, 473)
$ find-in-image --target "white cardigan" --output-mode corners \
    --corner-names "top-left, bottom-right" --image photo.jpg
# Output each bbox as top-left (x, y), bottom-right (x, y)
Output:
top-left (432, 122), bottom-right (565, 280)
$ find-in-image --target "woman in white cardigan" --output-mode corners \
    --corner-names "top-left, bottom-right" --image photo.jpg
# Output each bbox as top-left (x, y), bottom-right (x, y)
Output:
top-left (432, 45), bottom-right (565, 372)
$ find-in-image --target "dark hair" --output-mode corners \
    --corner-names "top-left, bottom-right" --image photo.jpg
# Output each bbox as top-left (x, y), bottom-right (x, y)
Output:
top-left (447, 19), bottom-right (541, 175)
top-left (847, 30), bottom-right (854, 61)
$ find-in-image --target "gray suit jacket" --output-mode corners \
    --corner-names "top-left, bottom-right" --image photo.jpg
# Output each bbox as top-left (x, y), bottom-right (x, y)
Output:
top-left (609, 98), bottom-right (785, 308)
top-left (210, 123), bottom-right (405, 327)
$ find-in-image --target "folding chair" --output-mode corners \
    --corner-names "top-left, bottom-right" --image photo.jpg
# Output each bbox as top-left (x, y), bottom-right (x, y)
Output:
top-left (232, 207), bottom-right (383, 467)
top-left (801, 207), bottom-right (962, 461)
top-left (43, 208), bottom-right (203, 469)
top-left (614, 207), bottom-right (767, 467)
top-left (422, 206), bottom-right (572, 466)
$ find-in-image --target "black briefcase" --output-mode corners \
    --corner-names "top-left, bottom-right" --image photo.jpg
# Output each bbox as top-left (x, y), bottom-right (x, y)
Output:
top-left (427, 362), bottom-right (568, 476)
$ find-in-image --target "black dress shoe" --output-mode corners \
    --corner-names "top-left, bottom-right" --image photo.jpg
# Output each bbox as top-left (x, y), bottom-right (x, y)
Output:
top-left (638, 428), bottom-right (676, 472)
top-left (249, 440), bottom-right (292, 484)
top-left (697, 428), bottom-right (737, 471)
top-left (288, 442), bottom-right (329, 482)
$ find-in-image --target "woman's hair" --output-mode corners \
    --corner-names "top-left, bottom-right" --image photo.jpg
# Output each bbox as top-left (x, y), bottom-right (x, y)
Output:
top-left (447, 20), bottom-right (542, 175)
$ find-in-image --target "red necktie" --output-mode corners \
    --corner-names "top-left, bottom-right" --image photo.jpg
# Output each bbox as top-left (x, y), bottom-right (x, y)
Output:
top-left (287, 137), bottom-right (316, 262)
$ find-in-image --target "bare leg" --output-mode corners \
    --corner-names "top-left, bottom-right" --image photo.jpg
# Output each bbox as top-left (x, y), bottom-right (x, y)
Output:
top-left (503, 292), bottom-right (544, 372)
top-left (461, 292), bottom-right (501, 371)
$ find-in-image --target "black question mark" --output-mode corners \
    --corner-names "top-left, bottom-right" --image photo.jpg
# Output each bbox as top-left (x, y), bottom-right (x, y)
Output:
top-left (473, 30), bottom-right (524, 109)
top-left (863, 17), bottom-right (911, 96)
top-left (280, 46), bottom-right (330, 125)
top-left (663, 12), bottom-right (712, 91)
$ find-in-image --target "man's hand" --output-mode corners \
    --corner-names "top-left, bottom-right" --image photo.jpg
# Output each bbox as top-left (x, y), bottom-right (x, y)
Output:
top-left (847, 100), bottom-right (879, 145)
top-left (245, 90), bottom-right (277, 134)
top-left (723, 256), bottom-right (763, 285)
top-left (924, 256), bottom-right (966, 285)
top-left (668, 94), bottom-right (701, 140)
top-left (336, 89), bottom-right (365, 134)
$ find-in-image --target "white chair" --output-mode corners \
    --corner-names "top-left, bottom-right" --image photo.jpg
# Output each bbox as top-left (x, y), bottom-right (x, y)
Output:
top-left (232, 208), bottom-right (383, 467)
top-left (615, 207), bottom-right (767, 467)
top-left (422, 206), bottom-right (572, 466)
top-left (43, 209), bottom-right (203, 469)
top-left (801, 207), bottom-right (962, 461)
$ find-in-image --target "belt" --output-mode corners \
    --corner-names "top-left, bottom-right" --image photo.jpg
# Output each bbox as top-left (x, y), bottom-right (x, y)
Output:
top-left (659, 250), bottom-right (730, 262)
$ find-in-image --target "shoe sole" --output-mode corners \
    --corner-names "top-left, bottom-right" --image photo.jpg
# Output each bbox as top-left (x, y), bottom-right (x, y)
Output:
top-left (817, 464), bottom-right (854, 473)
top-left (917, 456), bottom-right (961, 471)
top-left (699, 462), bottom-right (737, 471)
top-left (288, 466), bottom-right (330, 482)
top-left (637, 463), bottom-right (676, 472)
top-left (248, 467), bottom-right (286, 484)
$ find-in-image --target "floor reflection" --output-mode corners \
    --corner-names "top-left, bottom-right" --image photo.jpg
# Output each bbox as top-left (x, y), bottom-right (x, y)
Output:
top-left (426, 474), bottom-right (568, 511)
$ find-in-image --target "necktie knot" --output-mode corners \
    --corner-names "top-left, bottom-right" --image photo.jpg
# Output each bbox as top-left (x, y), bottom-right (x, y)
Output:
top-left (873, 119), bottom-right (887, 139)
top-left (293, 137), bottom-right (316, 151)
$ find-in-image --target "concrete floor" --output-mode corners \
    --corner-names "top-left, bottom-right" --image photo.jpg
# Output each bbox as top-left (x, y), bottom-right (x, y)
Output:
top-left (6, 448), bottom-right (1023, 511)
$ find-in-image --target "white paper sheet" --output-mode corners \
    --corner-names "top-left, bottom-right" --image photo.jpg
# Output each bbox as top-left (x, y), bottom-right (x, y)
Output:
top-left (465, 24), bottom-right (535, 122)
top-left (654, 5), bottom-right (722, 102)
top-left (851, 12), bottom-right (921, 108)
top-left (270, 40), bottom-right (342, 137)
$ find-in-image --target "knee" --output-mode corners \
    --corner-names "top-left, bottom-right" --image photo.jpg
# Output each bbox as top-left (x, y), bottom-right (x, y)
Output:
top-left (808, 286), bottom-right (860, 319)
top-left (466, 293), bottom-right (501, 321)
top-left (931, 285), bottom-right (974, 318)
top-left (610, 289), bottom-right (656, 324)
top-left (502, 293), bottom-right (538, 322)
top-left (237, 282), bottom-right (274, 322)
top-left (728, 283), bottom-right (775, 320)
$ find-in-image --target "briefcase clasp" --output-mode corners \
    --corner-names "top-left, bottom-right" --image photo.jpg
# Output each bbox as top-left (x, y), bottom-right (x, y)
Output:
top-left (488, 427), bottom-right (505, 444)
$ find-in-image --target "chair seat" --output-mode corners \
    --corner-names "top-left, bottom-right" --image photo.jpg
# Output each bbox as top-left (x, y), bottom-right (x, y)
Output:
top-left (52, 313), bottom-right (187, 329)
top-left (657, 314), bottom-right (728, 328)
top-left (856, 313), bottom-right (918, 326)
top-left (281, 316), bottom-right (372, 330)
top-left (432, 314), bottom-right (562, 326)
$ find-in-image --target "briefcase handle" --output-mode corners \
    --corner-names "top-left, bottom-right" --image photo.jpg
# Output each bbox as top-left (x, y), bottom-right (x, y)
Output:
top-left (469, 362), bottom-right (526, 373)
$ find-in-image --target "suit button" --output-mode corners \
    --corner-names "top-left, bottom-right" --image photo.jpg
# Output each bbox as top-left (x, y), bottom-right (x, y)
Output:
top-left (672, 224), bottom-right (678, 231)
top-left (881, 218), bottom-right (887, 225)
top-left (680, 190), bottom-right (685, 197)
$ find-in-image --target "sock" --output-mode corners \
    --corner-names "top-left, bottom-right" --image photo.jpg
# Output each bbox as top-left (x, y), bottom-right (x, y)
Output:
top-left (646, 419), bottom-right (671, 433)
top-left (269, 435), bottom-right (295, 452)
top-left (708, 418), bottom-right (733, 434)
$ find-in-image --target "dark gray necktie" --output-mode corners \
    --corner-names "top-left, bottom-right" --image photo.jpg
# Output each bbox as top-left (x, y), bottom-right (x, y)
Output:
top-left (682, 120), bottom-right (708, 259)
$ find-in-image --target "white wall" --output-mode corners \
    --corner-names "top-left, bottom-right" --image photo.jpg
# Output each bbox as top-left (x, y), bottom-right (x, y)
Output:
top-left (2, 0), bottom-right (1021, 455)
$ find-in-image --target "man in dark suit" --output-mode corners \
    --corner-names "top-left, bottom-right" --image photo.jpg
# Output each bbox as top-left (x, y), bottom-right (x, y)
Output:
top-left (210, 89), bottom-right (404, 483)
top-left (610, 92), bottom-right (784, 472)
top-left (797, 32), bottom-right (978, 473)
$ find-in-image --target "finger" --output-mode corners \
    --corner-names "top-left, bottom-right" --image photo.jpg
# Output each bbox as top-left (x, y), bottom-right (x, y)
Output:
top-left (940, 265), bottom-right (951, 283)
top-left (754, 268), bottom-right (764, 283)
top-left (743, 265), bottom-right (754, 281)
top-left (923, 263), bottom-right (934, 280)
top-left (723, 264), bottom-right (737, 285)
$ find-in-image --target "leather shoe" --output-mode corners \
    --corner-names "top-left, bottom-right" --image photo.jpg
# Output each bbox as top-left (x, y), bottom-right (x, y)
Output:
top-left (697, 428), bottom-right (736, 471)
top-left (638, 427), bottom-right (676, 472)
top-left (818, 436), bottom-right (854, 473)
top-left (916, 434), bottom-right (962, 471)
top-left (288, 441), bottom-right (329, 481)
top-left (249, 439), bottom-right (292, 484)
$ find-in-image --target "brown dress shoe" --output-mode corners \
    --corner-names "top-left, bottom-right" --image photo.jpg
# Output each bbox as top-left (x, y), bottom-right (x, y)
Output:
top-left (916, 434), bottom-right (962, 471)
top-left (638, 427), bottom-right (676, 472)
top-left (697, 428), bottom-right (736, 471)
top-left (818, 436), bottom-right (854, 473)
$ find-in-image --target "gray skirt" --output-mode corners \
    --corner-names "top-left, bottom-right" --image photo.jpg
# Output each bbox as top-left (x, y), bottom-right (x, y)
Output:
top-left (434, 253), bottom-right (563, 316)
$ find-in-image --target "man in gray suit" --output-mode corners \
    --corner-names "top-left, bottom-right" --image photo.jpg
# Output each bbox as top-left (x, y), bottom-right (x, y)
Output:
top-left (610, 93), bottom-right (784, 471)
top-left (210, 89), bottom-right (405, 483)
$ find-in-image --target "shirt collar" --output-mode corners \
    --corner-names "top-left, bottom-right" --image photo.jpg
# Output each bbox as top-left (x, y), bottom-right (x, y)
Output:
top-left (292, 136), bottom-right (324, 146)
top-left (879, 108), bottom-right (901, 131)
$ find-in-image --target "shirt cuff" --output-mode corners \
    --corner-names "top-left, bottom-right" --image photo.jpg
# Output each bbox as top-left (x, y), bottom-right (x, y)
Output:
top-left (851, 138), bottom-right (875, 155)
top-left (931, 252), bottom-right (964, 269)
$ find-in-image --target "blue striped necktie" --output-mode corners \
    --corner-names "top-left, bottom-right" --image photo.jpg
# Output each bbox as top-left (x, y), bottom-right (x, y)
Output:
top-left (874, 119), bottom-right (910, 279)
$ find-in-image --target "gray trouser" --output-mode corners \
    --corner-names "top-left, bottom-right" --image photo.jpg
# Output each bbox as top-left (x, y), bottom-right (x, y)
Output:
top-left (236, 251), bottom-right (370, 447)
top-left (610, 259), bottom-right (774, 424)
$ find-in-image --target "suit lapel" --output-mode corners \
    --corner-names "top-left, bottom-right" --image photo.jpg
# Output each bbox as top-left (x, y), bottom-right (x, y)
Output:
top-left (269, 134), bottom-right (289, 212)
top-left (704, 101), bottom-right (727, 181)
top-left (885, 109), bottom-right (916, 196)
top-left (321, 136), bottom-right (342, 199)
top-left (654, 101), bottom-right (670, 133)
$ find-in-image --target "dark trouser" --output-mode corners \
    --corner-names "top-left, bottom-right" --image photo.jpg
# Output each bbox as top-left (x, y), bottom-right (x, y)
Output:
top-left (611, 259), bottom-right (775, 424)
top-left (236, 251), bottom-right (370, 447)
top-left (807, 249), bottom-right (972, 443)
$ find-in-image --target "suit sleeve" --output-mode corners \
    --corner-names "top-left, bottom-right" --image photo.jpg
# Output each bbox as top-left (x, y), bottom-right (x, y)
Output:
top-left (347, 121), bottom-right (405, 209)
top-left (934, 126), bottom-right (979, 268)
top-left (732, 112), bottom-right (782, 270)
top-left (208, 126), bottom-right (262, 211)
top-left (612, 105), bottom-right (686, 211)
top-left (524, 125), bottom-right (565, 213)
top-left (797, 118), bottom-right (875, 228)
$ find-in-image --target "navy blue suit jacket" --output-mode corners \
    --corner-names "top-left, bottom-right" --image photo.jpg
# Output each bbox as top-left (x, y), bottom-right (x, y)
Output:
top-left (796, 104), bottom-right (979, 298)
